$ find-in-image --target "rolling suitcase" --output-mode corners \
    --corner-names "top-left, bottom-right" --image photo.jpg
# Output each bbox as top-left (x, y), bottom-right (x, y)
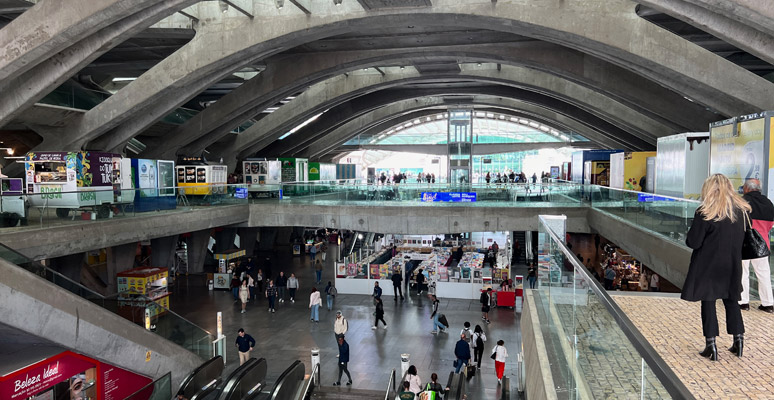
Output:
top-left (438, 313), bottom-right (449, 328)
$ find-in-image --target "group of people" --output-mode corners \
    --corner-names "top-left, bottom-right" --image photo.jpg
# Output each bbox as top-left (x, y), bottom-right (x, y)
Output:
top-left (484, 171), bottom-right (548, 185)
top-left (378, 172), bottom-right (437, 185)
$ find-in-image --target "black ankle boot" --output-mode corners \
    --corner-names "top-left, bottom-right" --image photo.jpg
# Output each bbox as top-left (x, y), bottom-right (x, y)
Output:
top-left (699, 337), bottom-right (718, 361)
top-left (728, 334), bottom-right (744, 357)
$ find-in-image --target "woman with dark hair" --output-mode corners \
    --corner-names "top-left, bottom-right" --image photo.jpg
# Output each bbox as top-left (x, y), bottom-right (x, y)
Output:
top-left (491, 339), bottom-right (509, 384)
top-left (430, 295), bottom-right (445, 334)
top-left (406, 365), bottom-right (422, 395)
top-left (423, 373), bottom-right (450, 399)
top-left (682, 174), bottom-right (750, 360)
top-left (472, 325), bottom-right (487, 369)
top-left (372, 297), bottom-right (387, 330)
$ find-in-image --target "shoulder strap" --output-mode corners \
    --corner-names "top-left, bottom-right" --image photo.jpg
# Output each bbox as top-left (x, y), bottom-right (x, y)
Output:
top-left (743, 211), bottom-right (752, 231)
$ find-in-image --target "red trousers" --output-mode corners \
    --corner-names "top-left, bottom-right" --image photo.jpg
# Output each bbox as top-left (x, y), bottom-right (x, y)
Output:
top-left (495, 360), bottom-right (505, 379)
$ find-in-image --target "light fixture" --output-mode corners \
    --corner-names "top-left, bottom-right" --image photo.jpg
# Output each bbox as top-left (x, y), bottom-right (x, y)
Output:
top-left (477, 63), bottom-right (482, 67)
top-left (334, 0), bottom-right (343, 5)
top-left (219, 1), bottom-right (229, 13)
top-left (358, 234), bottom-right (363, 239)
top-left (400, 66), bottom-right (405, 70)
top-left (275, 0), bottom-right (284, 8)
top-left (0, 148), bottom-right (14, 155)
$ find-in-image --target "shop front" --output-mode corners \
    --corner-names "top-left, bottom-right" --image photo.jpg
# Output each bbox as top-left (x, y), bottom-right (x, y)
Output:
top-left (0, 350), bottom-right (151, 400)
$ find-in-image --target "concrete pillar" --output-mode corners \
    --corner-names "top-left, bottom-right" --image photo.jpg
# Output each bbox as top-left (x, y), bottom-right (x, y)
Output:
top-left (213, 228), bottom-right (237, 253)
top-left (151, 235), bottom-right (178, 269)
top-left (237, 227), bottom-right (259, 256)
top-left (48, 252), bottom-right (85, 284)
top-left (105, 242), bottom-right (138, 294)
top-left (186, 229), bottom-right (212, 274)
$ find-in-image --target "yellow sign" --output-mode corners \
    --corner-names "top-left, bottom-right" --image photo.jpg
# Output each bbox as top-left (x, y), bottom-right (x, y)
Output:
top-left (145, 351), bottom-right (152, 362)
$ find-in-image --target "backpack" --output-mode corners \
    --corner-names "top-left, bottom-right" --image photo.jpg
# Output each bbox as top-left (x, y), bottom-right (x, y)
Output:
top-left (462, 328), bottom-right (471, 343)
top-left (479, 292), bottom-right (488, 305)
top-left (329, 287), bottom-right (337, 296)
top-left (475, 332), bottom-right (485, 349)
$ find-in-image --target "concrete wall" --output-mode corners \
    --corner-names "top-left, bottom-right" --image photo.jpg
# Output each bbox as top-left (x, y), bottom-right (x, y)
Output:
top-left (249, 203), bottom-right (591, 235)
top-left (587, 208), bottom-right (690, 288)
top-left (0, 257), bottom-right (203, 388)
top-left (522, 291), bottom-right (558, 400)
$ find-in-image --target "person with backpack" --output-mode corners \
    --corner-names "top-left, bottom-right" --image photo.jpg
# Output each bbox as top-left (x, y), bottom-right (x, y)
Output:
top-left (480, 288), bottom-right (492, 324)
top-left (325, 281), bottom-right (337, 310)
top-left (334, 310), bottom-right (348, 344)
top-left (472, 325), bottom-right (487, 369)
top-left (460, 322), bottom-right (473, 351)
top-left (430, 294), bottom-right (446, 334)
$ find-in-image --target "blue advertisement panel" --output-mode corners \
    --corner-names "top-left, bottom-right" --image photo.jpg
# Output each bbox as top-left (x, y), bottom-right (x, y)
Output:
top-left (235, 187), bottom-right (248, 199)
top-left (637, 193), bottom-right (676, 203)
top-left (421, 192), bottom-right (477, 202)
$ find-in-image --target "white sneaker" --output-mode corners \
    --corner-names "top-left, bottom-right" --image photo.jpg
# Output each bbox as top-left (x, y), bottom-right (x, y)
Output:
top-left (383, 325), bottom-right (387, 329)
top-left (241, 310), bottom-right (245, 313)
top-left (336, 354), bottom-right (339, 358)
top-left (268, 308), bottom-right (272, 311)
top-left (371, 326), bottom-right (377, 330)
top-left (291, 299), bottom-right (295, 303)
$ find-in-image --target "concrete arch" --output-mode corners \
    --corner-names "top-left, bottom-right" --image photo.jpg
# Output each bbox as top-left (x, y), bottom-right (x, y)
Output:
top-left (145, 44), bottom-right (716, 160)
top-left (60, 0), bottom-right (772, 153)
top-left (186, 66), bottom-right (662, 158)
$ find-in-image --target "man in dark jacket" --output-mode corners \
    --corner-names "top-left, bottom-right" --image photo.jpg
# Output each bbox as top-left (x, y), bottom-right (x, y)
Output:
top-left (235, 328), bottom-right (256, 365)
top-left (275, 271), bottom-right (287, 303)
top-left (740, 179), bottom-right (774, 312)
top-left (334, 336), bottom-right (352, 386)
top-left (372, 281), bottom-right (382, 300)
top-left (416, 269), bottom-right (426, 295)
top-left (391, 269), bottom-right (403, 300)
top-left (454, 334), bottom-right (471, 373)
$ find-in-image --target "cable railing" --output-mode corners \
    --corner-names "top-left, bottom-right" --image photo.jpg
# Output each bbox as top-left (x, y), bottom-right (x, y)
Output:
top-left (535, 214), bottom-right (694, 399)
top-left (0, 242), bottom-right (213, 359)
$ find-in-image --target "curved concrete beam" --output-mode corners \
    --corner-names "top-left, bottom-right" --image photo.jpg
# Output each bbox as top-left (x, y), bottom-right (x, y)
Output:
top-left (61, 0), bottom-right (772, 154)
top-left (147, 43), bottom-right (715, 159)
top-left (682, 0), bottom-right (774, 38)
top-left (639, 0), bottom-right (774, 66)
top-left (0, 0), bottom-right (162, 83)
top-left (0, 0), bottom-right (200, 132)
top-left (198, 67), bottom-right (662, 157)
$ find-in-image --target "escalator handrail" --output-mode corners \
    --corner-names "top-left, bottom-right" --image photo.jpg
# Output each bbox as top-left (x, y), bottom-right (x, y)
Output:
top-left (383, 369), bottom-right (396, 400)
top-left (177, 356), bottom-right (223, 397)
top-left (298, 362), bottom-right (320, 400)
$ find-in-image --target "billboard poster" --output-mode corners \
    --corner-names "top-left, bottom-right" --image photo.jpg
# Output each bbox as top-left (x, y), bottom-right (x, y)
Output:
top-left (157, 160), bottom-right (175, 196)
top-left (710, 115), bottom-right (764, 193)
top-left (136, 159), bottom-right (157, 197)
top-left (421, 192), bottom-right (477, 202)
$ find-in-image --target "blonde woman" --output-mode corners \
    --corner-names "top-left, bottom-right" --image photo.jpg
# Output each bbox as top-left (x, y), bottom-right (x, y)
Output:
top-left (682, 174), bottom-right (750, 361)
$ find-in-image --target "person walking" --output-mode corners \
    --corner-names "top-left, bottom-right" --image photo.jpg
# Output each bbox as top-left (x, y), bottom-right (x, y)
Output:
top-left (275, 271), bottom-right (287, 303)
top-left (230, 273), bottom-right (240, 302)
top-left (472, 324), bottom-right (487, 369)
top-left (309, 287), bottom-right (321, 322)
top-left (325, 281), bottom-right (337, 310)
top-left (334, 310), bottom-right (348, 342)
top-left (391, 268), bottom-right (404, 300)
top-left (460, 321), bottom-right (473, 346)
top-left (255, 269), bottom-right (264, 298)
top-left (430, 294), bottom-right (446, 334)
top-left (372, 297), bottom-right (387, 330)
top-left (239, 279), bottom-right (249, 313)
top-left (527, 264), bottom-right (537, 289)
top-left (287, 273), bottom-right (299, 303)
top-left (682, 174), bottom-right (749, 361)
top-left (309, 242), bottom-right (318, 263)
top-left (416, 269), bottom-right (426, 295)
top-left (454, 333), bottom-right (471, 374)
top-left (739, 178), bottom-right (774, 313)
top-left (265, 280), bottom-right (277, 313)
top-left (372, 281), bottom-right (383, 302)
top-left (604, 266), bottom-right (616, 290)
top-left (405, 365), bottom-right (422, 395)
top-left (649, 273), bottom-right (660, 292)
top-left (480, 288), bottom-right (492, 324)
top-left (333, 336), bottom-right (352, 386)
top-left (492, 340), bottom-right (509, 384)
top-left (321, 242), bottom-right (328, 262)
top-left (315, 260), bottom-right (323, 285)
top-left (398, 381), bottom-right (415, 400)
top-left (235, 328), bottom-right (255, 365)
top-left (424, 373), bottom-right (450, 399)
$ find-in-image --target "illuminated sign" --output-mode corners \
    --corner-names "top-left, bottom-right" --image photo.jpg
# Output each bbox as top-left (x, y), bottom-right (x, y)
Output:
top-left (420, 192), bottom-right (477, 202)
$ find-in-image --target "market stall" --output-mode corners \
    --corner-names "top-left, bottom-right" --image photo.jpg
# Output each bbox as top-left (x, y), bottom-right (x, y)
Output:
top-left (116, 267), bottom-right (170, 323)
top-left (213, 249), bottom-right (246, 290)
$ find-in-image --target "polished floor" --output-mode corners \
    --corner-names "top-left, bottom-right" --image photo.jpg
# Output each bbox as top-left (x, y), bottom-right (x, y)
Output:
top-left (171, 246), bottom-right (523, 399)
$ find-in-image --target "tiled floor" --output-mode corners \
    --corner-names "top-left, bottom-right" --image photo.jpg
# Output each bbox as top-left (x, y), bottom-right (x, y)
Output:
top-left (171, 246), bottom-right (523, 399)
top-left (615, 295), bottom-right (774, 400)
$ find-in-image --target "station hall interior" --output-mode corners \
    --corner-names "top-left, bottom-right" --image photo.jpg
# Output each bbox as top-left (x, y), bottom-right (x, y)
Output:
top-left (2, 1), bottom-right (774, 399)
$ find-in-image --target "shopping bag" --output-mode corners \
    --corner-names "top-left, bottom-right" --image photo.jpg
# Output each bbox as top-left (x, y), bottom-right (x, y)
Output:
top-left (466, 365), bottom-right (476, 377)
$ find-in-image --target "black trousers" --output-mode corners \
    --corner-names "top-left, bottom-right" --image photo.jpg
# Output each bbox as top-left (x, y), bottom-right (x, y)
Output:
top-left (374, 315), bottom-right (387, 327)
top-left (701, 299), bottom-right (744, 337)
top-left (393, 285), bottom-right (403, 298)
top-left (473, 346), bottom-right (484, 368)
top-left (337, 362), bottom-right (351, 383)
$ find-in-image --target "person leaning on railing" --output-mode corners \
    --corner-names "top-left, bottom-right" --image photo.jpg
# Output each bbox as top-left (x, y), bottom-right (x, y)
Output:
top-left (681, 174), bottom-right (748, 361)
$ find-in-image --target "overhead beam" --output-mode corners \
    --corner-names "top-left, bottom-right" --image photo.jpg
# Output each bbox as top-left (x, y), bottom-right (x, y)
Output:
top-left (288, 0), bottom-right (312, 14)
top-left (337, 142), bottom-right (595, 155)
top-left (221, 0), bottom-right (254, 18)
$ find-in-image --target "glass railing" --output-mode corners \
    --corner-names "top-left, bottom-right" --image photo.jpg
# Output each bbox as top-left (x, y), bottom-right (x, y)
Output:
top-left (534, 215), bottom-right (693, 399)
top-left (124, 372), bottom-right (172, 400)
top-left (0, 242), bottom-right (213, 359)
top-left (0, 184), bottom-right (248, 231)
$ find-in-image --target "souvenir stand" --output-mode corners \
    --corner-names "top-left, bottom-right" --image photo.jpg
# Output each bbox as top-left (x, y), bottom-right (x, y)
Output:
top-left (213, 249), bottom-right (245, 290)
top-left (116, 267), bottom-right (170, 324)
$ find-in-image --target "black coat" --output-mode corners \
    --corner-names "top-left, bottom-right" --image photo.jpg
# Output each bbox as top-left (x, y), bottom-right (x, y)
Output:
top-left (681, 209), bottom-right (744, 302)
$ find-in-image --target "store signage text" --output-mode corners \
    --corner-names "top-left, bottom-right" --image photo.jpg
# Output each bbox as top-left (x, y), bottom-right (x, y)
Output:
top-left (420, 192), bottom-right (477, 202)
top-left (40, 186), bottom-right (62, 199)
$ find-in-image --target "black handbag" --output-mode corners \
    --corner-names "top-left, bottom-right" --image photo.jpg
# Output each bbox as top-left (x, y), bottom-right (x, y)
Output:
top-left (742, 212), bottom-right (770, 260)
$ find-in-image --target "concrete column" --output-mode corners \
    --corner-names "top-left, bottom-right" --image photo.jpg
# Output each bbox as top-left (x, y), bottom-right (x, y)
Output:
top-left (186, 229), bottom-right (212, 274)
top-left (105, 242), bottom-right (138, 294)
top-left (151, 235), bottom-right (178, 269)
top-left (237, 228), bottom-right (259, 256)
top-left (213, 228), bottom-right (237, 253)
top-left (48, 252), bottom-right (86, 284)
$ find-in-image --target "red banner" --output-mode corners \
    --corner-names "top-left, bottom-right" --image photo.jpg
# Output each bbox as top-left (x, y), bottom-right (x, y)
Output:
top-left (0, 351), bottom-right (95, 400)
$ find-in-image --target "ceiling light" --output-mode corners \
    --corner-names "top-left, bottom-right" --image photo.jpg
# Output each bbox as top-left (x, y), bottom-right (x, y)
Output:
top-left (112, 77), bottom-right (137, 82)
top-left (334, 0), bottom-right (343, 5)
top-left (477, 63), bottom-right (482, 67)
top-left (378, 134), bottom-right (386, 139)
top-left (400, 66), bottom-right (405, 70)
top-left (560, 135), bottom-right (569, 141)
top-left (275, 0), bottom-right (284, 8)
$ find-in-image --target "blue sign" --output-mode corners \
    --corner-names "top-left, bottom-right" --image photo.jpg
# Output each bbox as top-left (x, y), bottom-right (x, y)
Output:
top-left (235, 187), bottom-right (248, 199)
top-left (421, 192), bottom-right (477, 202)
top-left (637, 193), bottom-right (675, 203)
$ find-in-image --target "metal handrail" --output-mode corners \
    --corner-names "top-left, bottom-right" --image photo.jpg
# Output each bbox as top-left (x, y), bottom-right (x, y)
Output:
top-left (384, 369), bottom-right (396, 400)
top-left (538, 215), bottom-right (695, 399)
top-left (299, 362), bottom-right (320, 399)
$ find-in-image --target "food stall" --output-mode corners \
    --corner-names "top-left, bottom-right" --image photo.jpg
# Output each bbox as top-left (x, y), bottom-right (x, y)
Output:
top-left (25, 151), bottom-right (131, 219)
top-left (655, 132), bottom-right (710, 200)
top-left (176, 157), bottom-right (228, 196)
top-left (213, 249), bottom-right (246, 289)
top-left (609, 151), bottom-right (656, 191)
top-left (243, 158), bottom-right (281, 198)
top-left (116, 267), bottom-right (170, 322)
top-left (0, 178), bottom-right (26, 226)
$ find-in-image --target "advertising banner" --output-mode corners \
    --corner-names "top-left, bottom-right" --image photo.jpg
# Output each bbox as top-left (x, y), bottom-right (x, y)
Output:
top-left (710, 115), bottom-right (764, 192)
top-left (420, 192), bottom-right (477, 202)
top-left (157, 160), bottom-right (175, 196)
top-left (0, 352), bottom-right (95, 400)
top-left (137, 159), bottom-right (157, 196)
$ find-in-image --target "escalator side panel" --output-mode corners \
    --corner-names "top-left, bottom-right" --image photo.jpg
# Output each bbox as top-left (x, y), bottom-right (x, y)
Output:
top-left (179, 356), bottom-right (224, 399)
top-left (266, 361), bottom-right (306, 400)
